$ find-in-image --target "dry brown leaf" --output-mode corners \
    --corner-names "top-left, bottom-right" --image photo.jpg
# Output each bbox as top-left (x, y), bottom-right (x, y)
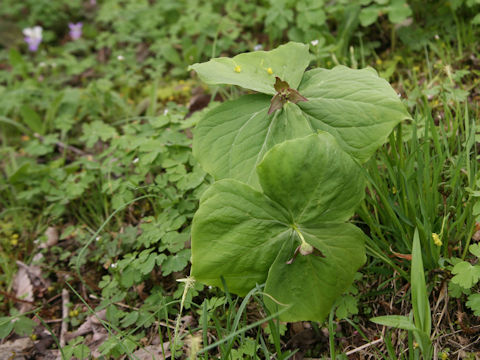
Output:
top-left (0, 337), bottom-right (34, 360)
top-left (40, 227), bottom-right (58, 249)
top-left (64, 309), bottom-right (108, 358)
top-left (65, 309), bottom-right (107, 341)
top-left (472, 230), bottom-right (480, 242)
top-left (13, 267), bottom-right (34, 313)
top-left (131, 343), bottom-right (171, 360)
top-left (16, 261), bottom-right (48, 288)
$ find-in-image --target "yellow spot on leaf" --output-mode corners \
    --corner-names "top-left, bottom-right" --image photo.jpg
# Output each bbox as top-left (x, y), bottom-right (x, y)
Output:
top-left (234, 65), bottom-right (241, 73)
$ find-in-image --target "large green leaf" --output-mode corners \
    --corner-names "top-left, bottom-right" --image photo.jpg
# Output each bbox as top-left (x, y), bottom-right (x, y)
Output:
top-left (256, 129), bottom-right (365, 225)
top-left (188, 42), bottom-right (310, 95)
top-left (264, 224), bottom-right (367, 322)
top-left (297, 66), bottom-right (410, 162)
top-left (193, 65), bottom-right (410, 187)
top-left (193, 95), bottom-right (312, 189)
top-left (191, 133), bottom-right (367, 321)
top-left (191, 179), bottom-right (292, 295)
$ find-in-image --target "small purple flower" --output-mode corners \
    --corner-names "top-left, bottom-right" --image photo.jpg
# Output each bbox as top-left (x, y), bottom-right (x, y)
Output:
top-left (90, 0), bottom-right (96, 5)
top-left (23, 26), bottom-right (43, 52)
top-left (69, 22), bottom-right (83, 40)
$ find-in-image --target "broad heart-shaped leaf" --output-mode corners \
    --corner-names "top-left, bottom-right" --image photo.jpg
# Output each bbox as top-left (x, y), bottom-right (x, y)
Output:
top-left (193, 66), bottom-right (410, 188)
top-left (191, 133), bottom-right (367, 322)
top-left (264, 224), bottom-right (367, 322)
top-left (188, 42), bottom-right (310, 95)
top-left (193, 94), bottom-right (313, 189)
top-left (297, 66), bottom-right (411, 163)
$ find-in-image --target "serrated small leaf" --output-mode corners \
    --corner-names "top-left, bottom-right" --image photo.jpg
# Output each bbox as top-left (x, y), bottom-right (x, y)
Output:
top-left (451, 261), bottom-right (480, 289)
top-left (0, 317), bottom-right (14, 339)
top-left (73, 344), bottom-right (90, 360)
top-left (139, 253), bottom-right (157, 275)
top-left (448, 281), bottom-right (471, 298)
top-left (161, 249), bottom-right (191, 276)
top-left (13, 316), bottom-right (37, 336)
top-left (466, 293), bottom-right (480, 316)
top-left (469, 243), bottom-right (480, 258)
top-left (120, 311), bottom-right (139, 327)
top-left (335, 295), bottom-right (359, 320)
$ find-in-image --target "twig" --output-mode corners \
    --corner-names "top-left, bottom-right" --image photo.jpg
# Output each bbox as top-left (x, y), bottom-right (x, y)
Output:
top-left (0, 290), bottom-right (35, 305)
top-left (34, 133), bottom-right (88, 156)
top-left (345, 337), bottom-right (383, 356)
top-left (435, 324), bottom-right (480, 341)
top-left (451, 334), bottom-right (480, 356)
top-left (60, 289), bottom-right (69, 347)
top-left (432, 282), bottom-right (448, 339)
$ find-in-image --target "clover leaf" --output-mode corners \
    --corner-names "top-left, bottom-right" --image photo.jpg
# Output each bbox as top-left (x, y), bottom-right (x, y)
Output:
top-left (191, 133), bottom-right (367, 322)
top-left (191, 42), bottom-right (410, 188)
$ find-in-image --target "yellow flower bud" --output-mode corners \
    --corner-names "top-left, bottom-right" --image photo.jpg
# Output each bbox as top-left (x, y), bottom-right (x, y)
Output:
top-left (234, 65), bottom-right (241, 73)
top-left (432, 233), bottom-right (442, 247)
top-left (267, 67), bottom-right (273, 75)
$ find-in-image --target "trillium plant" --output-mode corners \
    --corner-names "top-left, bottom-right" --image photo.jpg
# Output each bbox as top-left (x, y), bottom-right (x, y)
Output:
top-left (188, 42), bottom-right (410, 322)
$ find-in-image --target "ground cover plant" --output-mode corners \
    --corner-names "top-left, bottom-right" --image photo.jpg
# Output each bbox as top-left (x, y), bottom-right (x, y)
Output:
top-left (0, 0), bottom-right (480, 359)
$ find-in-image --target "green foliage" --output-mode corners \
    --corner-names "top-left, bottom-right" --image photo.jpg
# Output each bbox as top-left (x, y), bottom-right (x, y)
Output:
top-left (466, 293), bottom-right (480, 316)
top-left (0, 0), bottom-right (479, 357)
top-left (446, 244), bottom-right (480, 317)
top-left (189, 42), bottom-right (311, 95)
top-left (192, 133), bottom-right (367, 322)
top-left (451, 261), bottom-right (480, 288)
top-left (0, 311), bottom-right (37, 339)
top-left (359, 99), bottom-right (477, 270)
top-left (359, 0), bottom-right (412, 27)
top-left (63, 337), bottom-right (91, 360)
top-left (371, 229), bottom-right (432, 359)
top-left (192, 42), bottom-right (409, 188)
top-left (334, 273), bottom-right (362, 320)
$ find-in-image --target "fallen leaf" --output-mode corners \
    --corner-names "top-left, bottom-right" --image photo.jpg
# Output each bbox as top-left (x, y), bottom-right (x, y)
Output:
top-left (131, 343), bottom-right (171, 360)
top-left (40, 227), bottom-right (58, 249)
top-left (0, 337), bottom-right (34, 360)
top-left (472, 230), bottom-right (480, 242)
top-left (13, 267), bottom-right (34, 313)
top-left (65, 309), bottom-right (107, 341)
top-left (388, 246), bottom-right (412, 261)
